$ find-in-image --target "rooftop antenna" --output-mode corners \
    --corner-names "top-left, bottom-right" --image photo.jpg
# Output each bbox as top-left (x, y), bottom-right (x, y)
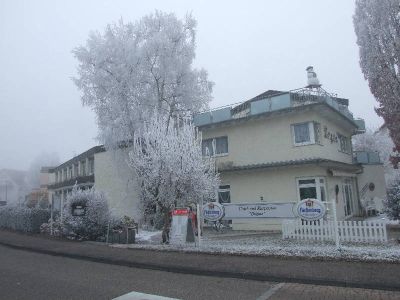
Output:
top-left (306, 66), bottom-right (321, 89)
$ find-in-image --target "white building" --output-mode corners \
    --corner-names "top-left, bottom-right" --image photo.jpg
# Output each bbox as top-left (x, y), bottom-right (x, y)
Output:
top-left (195, 87), bottom-right (386, 230)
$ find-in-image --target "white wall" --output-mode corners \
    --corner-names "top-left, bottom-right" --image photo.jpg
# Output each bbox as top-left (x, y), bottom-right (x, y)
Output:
top-left (94, 150), bottom-right (140, 220)
top-left (220, 165), bottom-right (358, 231)
top-left (357, 164), bottom-right (387, 212)
top-left (201, 108), bottom-right (355, 168)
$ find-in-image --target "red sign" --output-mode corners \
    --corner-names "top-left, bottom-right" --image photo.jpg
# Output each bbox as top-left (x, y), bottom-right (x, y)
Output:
top-left (172, 208), bottom-right (189, 216)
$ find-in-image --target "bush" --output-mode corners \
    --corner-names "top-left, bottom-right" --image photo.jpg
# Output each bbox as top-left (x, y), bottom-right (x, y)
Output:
top-left (41, 186), bottom-right (111, 241)
top-left (0, 206), bottom-right (50, 233)
top-left (385, 179), bottom-right (400, 220)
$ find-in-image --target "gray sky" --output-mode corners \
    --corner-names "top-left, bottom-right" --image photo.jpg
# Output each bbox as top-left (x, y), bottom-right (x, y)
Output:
top-left (0, 0), bottom-right (382, 170)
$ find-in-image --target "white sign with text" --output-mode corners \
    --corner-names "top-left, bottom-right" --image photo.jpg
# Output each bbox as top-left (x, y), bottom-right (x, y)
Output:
top-left (222, 202), bottom-right (296, 219)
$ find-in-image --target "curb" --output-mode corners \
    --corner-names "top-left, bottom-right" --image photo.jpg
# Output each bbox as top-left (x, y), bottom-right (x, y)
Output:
top-left (1, 240), bottom-right (400, 291)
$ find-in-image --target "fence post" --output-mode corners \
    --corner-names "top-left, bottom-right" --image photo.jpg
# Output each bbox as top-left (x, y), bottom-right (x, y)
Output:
top-left (331, 198), bottom-right (340, 249)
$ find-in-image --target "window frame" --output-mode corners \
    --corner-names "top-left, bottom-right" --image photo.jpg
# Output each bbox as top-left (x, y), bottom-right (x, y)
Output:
top-left (296, 176), bottom-right (327, 202)
top-left (291, 122), bottom-right (315, 146)
top-left (218, 185), bottom-right (231, 204)
top-left (202, 136), bottom-right (229, 157)
top-left (337, 133), bottom-right (351, 154)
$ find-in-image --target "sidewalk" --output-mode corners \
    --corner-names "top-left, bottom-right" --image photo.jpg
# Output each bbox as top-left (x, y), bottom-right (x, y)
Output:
top-left (1, 229), bottom-right (400, 291)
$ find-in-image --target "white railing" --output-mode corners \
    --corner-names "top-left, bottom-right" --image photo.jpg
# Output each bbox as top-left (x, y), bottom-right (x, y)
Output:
top-left (282, 219), bottom-right (388, 243)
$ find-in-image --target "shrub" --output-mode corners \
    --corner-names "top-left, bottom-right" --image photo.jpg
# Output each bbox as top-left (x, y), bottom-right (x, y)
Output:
top-left (0, 206), bottom-right (50, 233)
top-left (385, 179), bottom-right (400, 220)
top-left (61, 186), bottom-right (110, 240)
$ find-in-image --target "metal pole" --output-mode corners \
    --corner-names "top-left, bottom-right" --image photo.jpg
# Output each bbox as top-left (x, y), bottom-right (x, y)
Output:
top-left (197, 203), bottom-right (201, 247)
top-left (50, 198), bottom-right (54, 236)
top-left (332, 197), bottom-right (340, 249)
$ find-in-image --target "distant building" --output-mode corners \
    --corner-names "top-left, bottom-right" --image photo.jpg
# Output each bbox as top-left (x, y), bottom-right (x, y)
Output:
top-left (47, 146), bottom-right (139, 220)
top-left (0, 169), bottom-right (30, 206)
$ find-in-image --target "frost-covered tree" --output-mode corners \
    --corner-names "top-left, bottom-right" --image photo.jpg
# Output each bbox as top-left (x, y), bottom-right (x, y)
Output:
top-left (384, 179), bottom-right (400, 220)
top-left (129, 113), bottom-right (219, 238)
top-left (353, 0), bottom-right (400, 167)
top-left (353, 126), bottom-right (400, 184)
top-left (62, 186), bottom-right (110, 240)
top-left (73, 11), bottom-right (213, 149)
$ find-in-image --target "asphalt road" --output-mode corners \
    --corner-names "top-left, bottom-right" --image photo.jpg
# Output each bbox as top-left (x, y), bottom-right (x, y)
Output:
top-left (1, 245), bottom-right (400, 300)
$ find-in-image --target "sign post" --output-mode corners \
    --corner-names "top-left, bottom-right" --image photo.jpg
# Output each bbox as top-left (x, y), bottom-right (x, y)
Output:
top-left (196, 203), bottom-right (201, 247)
top-left (170, 208), bottom-right (189, 245)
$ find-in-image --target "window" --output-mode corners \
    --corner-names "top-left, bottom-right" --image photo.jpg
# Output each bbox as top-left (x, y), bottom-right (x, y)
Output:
top-left (297, 177), bottom-right (326, 202)
top-left (80, 161), bottom-right (86, 176)
top-left (88, 158), bottom-right (94, 175)
top-left (74, 163), bottom-right (78, 178)
top-left (291, 122), bottom-right (317, 146)
top-left (338, 133), bottom-right (351, 154)
top-left (68, 166), bottom-right (73, 179)
top-left (218, 185), bottom-right (231, 204)
top-left (202, 136), bottom-right (228, 156)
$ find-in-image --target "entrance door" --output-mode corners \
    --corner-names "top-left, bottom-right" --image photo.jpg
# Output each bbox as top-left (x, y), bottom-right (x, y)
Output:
top-left (342, 178), bottom-right (354, 217)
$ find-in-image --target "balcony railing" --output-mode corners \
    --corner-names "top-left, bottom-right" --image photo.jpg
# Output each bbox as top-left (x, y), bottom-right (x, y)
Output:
top-left (193, 88), bottom-right (365, 133)
top-left (353, 151), bottom-right (381, 164)
top-left (48, 174), bottom-right (94, 190)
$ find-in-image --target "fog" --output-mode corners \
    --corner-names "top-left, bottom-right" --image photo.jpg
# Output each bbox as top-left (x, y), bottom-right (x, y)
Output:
top-left (0, 0), bottom-right (381, 170)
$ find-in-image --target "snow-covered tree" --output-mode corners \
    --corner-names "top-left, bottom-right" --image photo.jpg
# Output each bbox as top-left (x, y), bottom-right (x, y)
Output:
top-left (62, 186), bottom-right (110, 240)
top-left (353, 126), bottom-right (400, 184)
top-left (73, 11), bottom-right (213, 149)
top-left (129, 113), bottom-right (219, 237)
top-left (384, 178), bottom-right (400, 220)
top-left (353, 0), bottom-right (400, 167)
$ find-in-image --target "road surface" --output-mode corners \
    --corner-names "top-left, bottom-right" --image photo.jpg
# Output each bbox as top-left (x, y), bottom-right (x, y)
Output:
top-left (0, 245), bottom-right (399, 300)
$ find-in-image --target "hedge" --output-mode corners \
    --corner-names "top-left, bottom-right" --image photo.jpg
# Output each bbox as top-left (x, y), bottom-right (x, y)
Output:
top-left (0, 206), bottom-right (50, 233)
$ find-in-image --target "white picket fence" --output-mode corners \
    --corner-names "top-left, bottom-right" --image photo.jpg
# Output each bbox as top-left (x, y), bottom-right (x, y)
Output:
top-left (282, 219), bottom-right (388, 243)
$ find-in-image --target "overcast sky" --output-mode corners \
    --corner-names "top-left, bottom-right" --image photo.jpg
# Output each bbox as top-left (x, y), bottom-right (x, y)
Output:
top-left (0, 0), bottom-right (382, 170)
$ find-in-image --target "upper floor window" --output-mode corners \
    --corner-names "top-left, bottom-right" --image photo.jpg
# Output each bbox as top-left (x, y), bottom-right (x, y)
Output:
top-left (202, 136), bottom-right (228, 156)
top-left (80, 161), bottom-right (86, 176)
top-left (88, 158), bottom-right (94, 175)
top-left (337, 133), bottom-right (351, 154)
top-left (291, 122), bottom-right (320, 146)
top-left (73, 163), bottom-right (78, 178)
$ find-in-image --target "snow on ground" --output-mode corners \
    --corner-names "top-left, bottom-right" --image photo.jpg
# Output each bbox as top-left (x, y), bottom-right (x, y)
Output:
top-left (135, 230), bottom-right (162, 243)
top-left (110, 229), bottom-right (400, 263)
top-left (366, 213), bottom-right (399, 225)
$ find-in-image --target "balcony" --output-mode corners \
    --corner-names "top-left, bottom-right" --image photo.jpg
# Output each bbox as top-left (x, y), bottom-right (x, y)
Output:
top-left (48, 174), bottom-right (94, 190)
top-left (353, 151), bottom-right (381, 165)
top-left (193, 88), bottom-right (365, 133)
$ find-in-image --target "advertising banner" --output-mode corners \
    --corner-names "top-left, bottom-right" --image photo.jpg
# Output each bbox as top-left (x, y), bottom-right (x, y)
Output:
top-left (170, 208), bottom-right (189, 244)
top-left (222, 202), bottom-right (296, 219)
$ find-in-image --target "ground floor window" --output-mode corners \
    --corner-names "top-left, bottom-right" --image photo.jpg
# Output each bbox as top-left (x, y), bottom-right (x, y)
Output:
top-left (342, 178), bottom-right (354, 216)
top-left (218, 185), bottom-right (231, 204)
top-left (297, 177), bottom-right (326, 202)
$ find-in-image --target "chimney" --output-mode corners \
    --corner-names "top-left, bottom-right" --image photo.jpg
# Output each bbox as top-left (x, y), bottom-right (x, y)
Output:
top-left (306, 66), bottom-right (321, 88)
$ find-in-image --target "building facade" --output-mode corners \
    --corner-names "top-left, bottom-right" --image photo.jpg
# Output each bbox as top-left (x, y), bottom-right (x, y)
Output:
top-left (47, 146), bottom-right (139, 220)
top-left (194, 88), bottom-right (381, 230)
